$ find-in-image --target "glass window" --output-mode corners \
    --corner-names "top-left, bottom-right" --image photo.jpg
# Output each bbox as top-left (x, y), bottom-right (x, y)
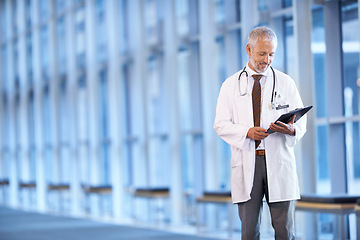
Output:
top-left (57, 17), bottom-right (66, 75)
top-left (12, 0), bottom-right (18, 34)
top-left (56, 0), bottom-right (66, 14)
top-left (316, 125), bottom-right (330, 193)
top-left (43, 85), bottom-right (53, 185)
top-left (96, 0), bottom-right (107, 63)
top-left (147, 55), bottom-right (169, 186)
top-left (26, 0), bottom-right (32, 29)
top-left (1, 46), bottom-right (7, 90)
top-left (14, 94), bottom-right (21, 147)
top-left (59, 80), bottom-right (68, 143)
top-left (77, 75), bottom-right (88, 141)
top-left (121, 64), bottom-right (133, 188)
top-left (75, 5), bottom-right (86, 69)
top-left (0, 0), bottom-right (6, 41)
top-left (1, 94), bottom-right (10, 186)
top-left (213, 0), bottom-right (225, 24)
top-left (341, 2), bottom-right (359, 116)
top-left (282, 0), bottom-right (292, 8)
top-left (284, 17), bottom-right (296, 78)
top-left (178, 42), bottom-right (203, 194)
top-left (99, 70), bottom-right (110, 184)
top-left (216, 36), bottom-right (226, 84)
top-left (311, 7), bottom-right (330, 193)
top-left (42, 85), bottom-right (51, 145)
top-left (77, 74), bottom-right (90, 184)
top-left (144, 0), bottom-right (158, 45)
top-left (26, 33), bottom-right (33, 81)
top-left (215, 36), bottom-right (231, 191)
top-left (1, 94), bottom-right (9, 149)
top-left (175, 0), bottom-right (189, 36)
top-left (27, 91), bottom-right (36, 181)
top-left (312, 7), bottom-right (327, 118)
top-left (188, 0), bottom-right (199, 35)
top-left (258, 0), bottom-right (268, 11)
top-left (118, 0), bottom-right (128, 54)
top-left (41, 26), bottom-right (49, 80)
top-left (341, 1), bottom-right (360, 194)
top-left (59, 80), bottom-right (70, 183)
top-left (178, 48), bottom-right (194, 191)
top-left (40, 0), bottom-right (50, 22)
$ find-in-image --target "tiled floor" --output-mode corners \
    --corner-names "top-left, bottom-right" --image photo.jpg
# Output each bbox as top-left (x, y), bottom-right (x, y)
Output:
top-left (0, 207), bottom-right (224, 240)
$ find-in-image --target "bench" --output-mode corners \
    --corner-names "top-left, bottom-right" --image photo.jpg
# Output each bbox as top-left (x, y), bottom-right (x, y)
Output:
top-left (0, 178), bottom-right (9, 186)
top-left (0, 178), bottom-right (9, 203)
top-left (47, 183), bottom-right (70, 191)
top-left (196, 191), bottom-right (234, 238)
top-left (295, 194), bottom-right (360, 239)
top-left (81, 184), bottom-right (113, 215)
top-left (18, 181), bottom-right (36, 189)
top-left (82, 184), bottom-right (112, 194)
top-left (18, 181), bottom-right (37, 207)
top-left (355, 199), bottom-right (360, 240)
top-left (131, 187), bottom-right (170, 224)
top-left (47, 183), bottom-right (70, 211)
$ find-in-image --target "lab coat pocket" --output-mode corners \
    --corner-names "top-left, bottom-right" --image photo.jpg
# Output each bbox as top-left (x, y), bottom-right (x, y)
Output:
top-left (230, 147), bottom-right (242, 168)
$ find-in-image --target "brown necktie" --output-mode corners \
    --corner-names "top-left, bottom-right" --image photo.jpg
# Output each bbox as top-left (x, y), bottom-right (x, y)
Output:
top-left (252, 75), bottom-right (262, 149)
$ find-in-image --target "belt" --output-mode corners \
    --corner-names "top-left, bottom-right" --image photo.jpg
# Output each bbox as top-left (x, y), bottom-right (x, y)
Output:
top-left (256, 150), bottom-right (265, 156)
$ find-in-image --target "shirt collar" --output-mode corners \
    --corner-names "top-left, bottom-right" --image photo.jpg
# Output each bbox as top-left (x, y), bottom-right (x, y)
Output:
top-left (246, 63), bottom-right (270, 78)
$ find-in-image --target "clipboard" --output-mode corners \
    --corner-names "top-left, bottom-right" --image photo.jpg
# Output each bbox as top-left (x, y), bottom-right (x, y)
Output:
top-left (267, 106), bottom-right (313, 134)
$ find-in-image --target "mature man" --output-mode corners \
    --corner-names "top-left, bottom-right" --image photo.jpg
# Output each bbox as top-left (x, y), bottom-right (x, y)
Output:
top-left (213, 26), bottom-right (307, 239)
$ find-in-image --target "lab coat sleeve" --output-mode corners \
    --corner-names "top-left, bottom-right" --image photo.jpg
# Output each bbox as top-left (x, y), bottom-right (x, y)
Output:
top-left (213, 81), bottom-right (252, 151)
top-left (284, 80), bottom-right (307, 147)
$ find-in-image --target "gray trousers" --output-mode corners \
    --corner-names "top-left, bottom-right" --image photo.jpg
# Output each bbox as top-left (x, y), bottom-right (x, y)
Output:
top-left (237, 154), bottom-right (295, 240)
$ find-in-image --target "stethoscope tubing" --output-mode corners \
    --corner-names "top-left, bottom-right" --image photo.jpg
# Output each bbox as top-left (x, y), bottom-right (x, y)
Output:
top-left (238, 66), bottom-right (276, 104)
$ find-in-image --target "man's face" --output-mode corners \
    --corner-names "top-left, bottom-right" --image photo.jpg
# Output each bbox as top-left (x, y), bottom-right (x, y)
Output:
top-left (246, 38), bottom-right (277, 73)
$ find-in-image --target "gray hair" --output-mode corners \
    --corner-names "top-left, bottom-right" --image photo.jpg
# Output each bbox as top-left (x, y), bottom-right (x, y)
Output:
top-left (247, 26), bottom-right (277, 49)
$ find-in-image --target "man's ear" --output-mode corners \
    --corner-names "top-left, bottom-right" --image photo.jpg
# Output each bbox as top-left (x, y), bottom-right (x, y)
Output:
top-left (246, 44), bottom-right (251, 56)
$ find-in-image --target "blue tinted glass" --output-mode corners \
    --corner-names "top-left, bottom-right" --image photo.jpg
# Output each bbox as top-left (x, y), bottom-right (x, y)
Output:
top-left (96, 0), bottom-right (107, 62)
top-left (41, 26), bottom-right (49, 78)
top-left (99, 70), bottom-right (109, 184)
top-left (258, 0), bottom-right (268, 11)
top-left (118, 0), bottom-right (128, 54)
top-left (175, 0), bottom-right (189, 36)
top-left (316, 125), bottom-right (329, 183)
top-left (283, 0), bottom-right (292, 8)
top-left (285, 18), bottom-right (296, 77)
top-left (56, 0), bottom-right (66, 14)
top-left (0, 1), bottom-right (6, 39)
top-left (26, 0), bottom-right (31, 28)
top-left (216, 37), bottom-right (226, 83)
top-left (57, 17), bottom-right (66, 74)
top-left (40, 0), bottom-right (49, 22)
top-left (43, 86), bottom-right (51, 144)
top-left (214, 0), bottom-right (225, 24)
top-left (1, 46), bottom-right (7, 87)
top-left (181, 135), bottom-right (194, 189)
top-left (312, 8), bottom-right (327, 118)
top-left (76, 6), bottom-right (85, 68)
top-left (342, 2), bottom-right (359, 116)
top-left (99, 70), bottom-right (108, 138)
top-left (12, 0), bottom-right (17, 33)
top-left (26, 33), bottom-right (33, 78)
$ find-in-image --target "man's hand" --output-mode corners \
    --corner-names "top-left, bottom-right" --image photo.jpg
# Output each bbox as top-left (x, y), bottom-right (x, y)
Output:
top-left (247, 127), bottom-right (269, 140)
top-left (269, 115), bottom-right (296, 136)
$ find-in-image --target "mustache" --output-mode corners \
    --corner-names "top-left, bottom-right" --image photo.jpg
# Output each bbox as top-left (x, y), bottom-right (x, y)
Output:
top-left (258, 62), bottom-right (269, 66)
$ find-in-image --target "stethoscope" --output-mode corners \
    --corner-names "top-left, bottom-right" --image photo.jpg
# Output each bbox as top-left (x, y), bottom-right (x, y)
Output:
top-left (238, 66), bottom-right (289, 110)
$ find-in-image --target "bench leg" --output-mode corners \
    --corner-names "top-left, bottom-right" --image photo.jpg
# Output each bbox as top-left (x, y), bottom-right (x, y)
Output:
top-left (227, 203), bottom-right (233, 238)
top-left (356, 213), bottom-right (360, 240)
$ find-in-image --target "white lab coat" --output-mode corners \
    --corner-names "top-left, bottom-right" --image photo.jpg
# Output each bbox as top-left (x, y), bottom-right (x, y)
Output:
top-left (213, 67), bottom-right (307, 203)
